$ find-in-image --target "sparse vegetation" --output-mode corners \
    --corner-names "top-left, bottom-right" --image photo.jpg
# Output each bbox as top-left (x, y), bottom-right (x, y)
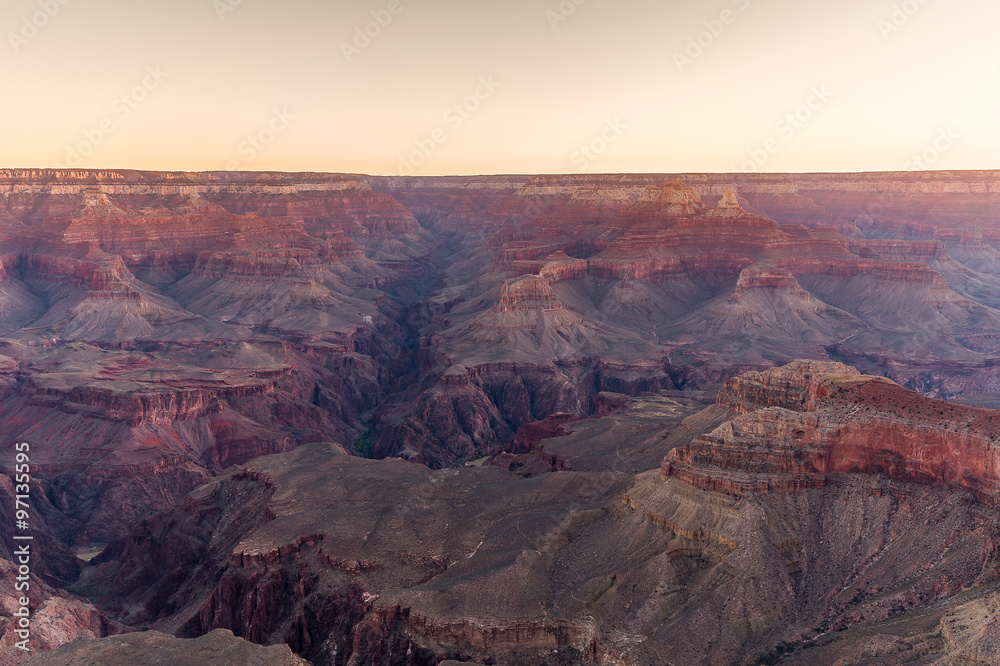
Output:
top-left (353, 428), bottom-right (375, 458)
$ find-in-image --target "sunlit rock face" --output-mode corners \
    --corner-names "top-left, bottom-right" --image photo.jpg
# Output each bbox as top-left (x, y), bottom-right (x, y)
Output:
top-left (665, 360), bottom-right (1000, 501)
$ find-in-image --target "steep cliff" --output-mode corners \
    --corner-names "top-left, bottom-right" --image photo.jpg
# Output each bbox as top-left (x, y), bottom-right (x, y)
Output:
top-left (664, 361), bottom-right (1000, 501)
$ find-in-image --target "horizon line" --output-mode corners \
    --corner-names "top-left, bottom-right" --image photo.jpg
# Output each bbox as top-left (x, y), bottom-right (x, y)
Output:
top-left (2, 167), bottom-right (1000, 179)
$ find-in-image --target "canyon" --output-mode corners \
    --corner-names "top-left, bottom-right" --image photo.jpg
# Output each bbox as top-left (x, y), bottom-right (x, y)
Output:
top-left (0, 169), bottom-right (999, 663)
top-left (45, 361), bottom-right (1000, 665)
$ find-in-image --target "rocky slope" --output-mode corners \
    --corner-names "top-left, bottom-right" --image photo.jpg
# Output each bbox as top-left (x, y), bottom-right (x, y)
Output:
top-left (0, 475), bottom-right (127, 663)
top-left (0, 174), bottom-right (436, 545)
top-left (3, 169), bottom-right (1000, 659)
top-left (27, 628), bottom-right (309, 665)
top-left (1, 169), bottom-right (1000, 534)
top-left (368, 173), bottom-right (1000, 464)
top-left (63, 363), bottom-right (1000, 665)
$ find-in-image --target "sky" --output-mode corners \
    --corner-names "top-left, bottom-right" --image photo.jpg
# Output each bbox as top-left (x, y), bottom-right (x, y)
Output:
top-left (2, 0), bottom-right (998, 176)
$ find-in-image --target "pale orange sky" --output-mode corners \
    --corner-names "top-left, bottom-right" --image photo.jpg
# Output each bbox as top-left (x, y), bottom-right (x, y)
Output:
top-left (3, 0), bottom-right (998, 175)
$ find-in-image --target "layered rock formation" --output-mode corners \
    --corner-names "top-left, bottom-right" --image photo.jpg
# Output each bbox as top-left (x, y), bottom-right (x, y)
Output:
top-left (4, 170), bottom-right (1000, 661)
top-left (664, 361), bottom-right (1000, 501)
top-left (359, 171), bottom-right (1000, 466)
top-left (705, 189), bottom-right (747, 217)
top-left (4, 168), bottom-right (1000, 527)
top-left (0, 175), bottom-right (431, 547)
top-left (63, 364), bottom-right (1000, 665)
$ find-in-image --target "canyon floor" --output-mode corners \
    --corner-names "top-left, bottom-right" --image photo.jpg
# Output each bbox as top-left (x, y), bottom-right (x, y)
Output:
top-left (1, 169), bottom-right (1000, 664)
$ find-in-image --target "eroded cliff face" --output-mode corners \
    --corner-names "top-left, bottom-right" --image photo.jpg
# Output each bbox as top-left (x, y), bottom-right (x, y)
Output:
top-left (394, 171), bottom-right (1000, 394)
top-left (0, 174), bottom-right (434, 550)
top-left (0, 558), bottom-right (127, 665)
top-left (0, 181), bottom-right (996, 574)
top-left (65, 364), bottom-right (1000, 665)
top-left (4, 169), bottom-right (1000, 544)
top-left (0, 475), bottom-right (128, 664)
top-left (664, 361), bottom-right (1000, 501)
top-left (25, 629), bottom-right (310, 666)
top-left (70, 425), bottom-right (705, 665)
top-left (5, 169), bottom-right (1000, 663)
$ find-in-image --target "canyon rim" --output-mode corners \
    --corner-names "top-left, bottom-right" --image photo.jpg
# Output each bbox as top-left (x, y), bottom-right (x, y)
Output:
top-left (0, 169), bottom-right (997, 664)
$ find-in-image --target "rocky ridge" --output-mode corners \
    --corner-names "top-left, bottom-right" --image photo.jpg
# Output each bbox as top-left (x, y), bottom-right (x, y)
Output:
top-left (59, 362), bottom-right (1000, 665)
top-left (664, 361), bottom-right (1000, 501)
top-left (3, 170), bottom-right (1000, 659)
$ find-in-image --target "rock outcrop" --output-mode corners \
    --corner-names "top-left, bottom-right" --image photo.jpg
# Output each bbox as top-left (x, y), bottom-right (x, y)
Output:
top-left (493, 276), bottom-right (564, 313)
top-left (664, 361), bottom-right (1000, 502)
top-left (706, 189), bottom-right (747, 217)
top-left (66, 371), bottom-right (1000, 665)
top-left (0, 475), bottom-right (128, 664)
top-left (4, 167), bottom-right (1000, 558)
top-left (635, 179), bottom-right (708, 216)
top-left (0, 176), bottom-right (430, 545)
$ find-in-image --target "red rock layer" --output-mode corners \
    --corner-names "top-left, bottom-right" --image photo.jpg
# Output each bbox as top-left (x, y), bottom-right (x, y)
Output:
top-left (714, 360), bottom-right (852, 413)
top-left (664, 361), bottom-right (1000, 502)
top-left (731, 264), bottom-right (813, 295)
top-left (493, 276), bottom-right (564, 312)
top-left (4, 168), bottom-right (1000, 548)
